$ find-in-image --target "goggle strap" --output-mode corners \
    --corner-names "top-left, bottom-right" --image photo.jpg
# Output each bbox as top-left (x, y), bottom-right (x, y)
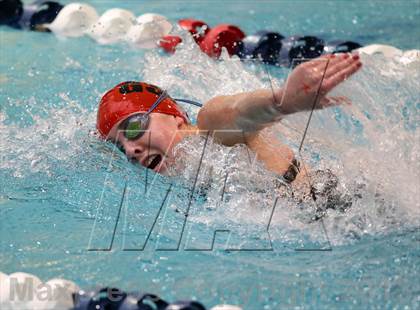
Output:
top-left (174, 98), bottom-right (203, 107)
top-left (145, 91), bottom-right (168, 116)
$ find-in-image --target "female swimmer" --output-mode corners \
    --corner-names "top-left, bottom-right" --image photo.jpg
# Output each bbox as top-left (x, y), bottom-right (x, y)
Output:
top-left (96, 53), bottom-right (362, 190)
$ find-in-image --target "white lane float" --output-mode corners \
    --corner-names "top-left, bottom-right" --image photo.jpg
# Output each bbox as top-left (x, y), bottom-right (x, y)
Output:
top-left (357, 44), bottom-right (420, 66)
top-left (402, 49), bottom-right (420, 58)
top-left (357, 44), bottom-right (403, 58)
top-left (399, 49), bottom-right (420, 65)
top-left (0, 271), bottom-right (9, 304)
top-left (45, 3), bottom-right (99, 37)
top-left (125, 13), bottom-right (173, 48)
top-left (44, 3), bottom-right (173, 48)
top-left (0, 272), bottom-right (79, 310)
top-left (89, 8), bottom-right (136, 45)
top-left (32, 278), bottom-right (80, 310)
top-left (0, 272), bottom-right (42, 309)
top-left (210, 305), bottom-right (243, 310)
top-left (136, 13), bottom-right (173, 33)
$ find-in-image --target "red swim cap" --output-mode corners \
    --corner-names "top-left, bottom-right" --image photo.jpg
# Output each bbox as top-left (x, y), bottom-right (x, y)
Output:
top-left (96, 81), bottom-right (189, 138)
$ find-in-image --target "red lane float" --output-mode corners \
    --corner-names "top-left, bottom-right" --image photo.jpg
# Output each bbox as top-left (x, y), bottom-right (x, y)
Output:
top-left (158, 19), bottom-right (209, 54)
top-left (178, 18), bottom-right (210, 44)
top-left (159, 35), bottom-right (182, 53)
top-left (159, 20), bottom-right (245, 58)
top-left (199, 24), bottom-right (245, 57)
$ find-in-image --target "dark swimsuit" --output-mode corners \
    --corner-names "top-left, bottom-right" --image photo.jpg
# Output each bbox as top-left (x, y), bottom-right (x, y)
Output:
top-left (280, 160), bottom-right (353, 220)
top-left (282, 158), bottom-right (301, 183)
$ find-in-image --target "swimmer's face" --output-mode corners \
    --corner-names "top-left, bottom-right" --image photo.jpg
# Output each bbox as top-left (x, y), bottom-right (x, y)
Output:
top-left (108, 113), bottom-right (187, 174)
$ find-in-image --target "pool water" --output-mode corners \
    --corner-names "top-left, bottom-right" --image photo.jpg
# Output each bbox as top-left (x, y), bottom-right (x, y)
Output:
top-left (1, 0), bottom-right (420, 309)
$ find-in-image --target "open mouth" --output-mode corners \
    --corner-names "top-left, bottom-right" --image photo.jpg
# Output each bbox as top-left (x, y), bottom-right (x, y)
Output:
top-left (146, 154), bottom-right (162, 170)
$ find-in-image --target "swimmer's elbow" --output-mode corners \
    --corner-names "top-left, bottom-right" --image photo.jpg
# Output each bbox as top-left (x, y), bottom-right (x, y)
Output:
top-left (197, 104), bottom-right (210, 130)
top-left (197, 95), bottom-right (237, 131)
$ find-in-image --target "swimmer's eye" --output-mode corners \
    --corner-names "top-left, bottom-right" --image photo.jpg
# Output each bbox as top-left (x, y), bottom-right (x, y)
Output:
top-left (120, 114), bottom-right (149, 141)
top-left (125, 121), bottom-right (142, 140)
top-left (116, 142), bottom-right (125, 154)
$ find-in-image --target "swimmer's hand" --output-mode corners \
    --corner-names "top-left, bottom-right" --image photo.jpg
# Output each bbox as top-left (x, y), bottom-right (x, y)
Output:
top-left (274, 53), bottom-right (362, 115)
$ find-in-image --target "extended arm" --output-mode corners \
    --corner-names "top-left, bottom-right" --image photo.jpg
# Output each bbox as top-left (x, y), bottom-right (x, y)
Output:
top-left (197, 53), bottom-right (362, 145)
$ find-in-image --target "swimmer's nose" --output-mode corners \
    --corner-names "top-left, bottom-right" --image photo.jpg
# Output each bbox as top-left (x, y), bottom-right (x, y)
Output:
top-left (123, 143), bottom-right (144, 162)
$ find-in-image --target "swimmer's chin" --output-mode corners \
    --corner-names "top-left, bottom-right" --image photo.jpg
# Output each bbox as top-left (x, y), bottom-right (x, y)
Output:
top-left (154, 156), bottom-right (174, 176)
top-left (155, 162), bottom-right (168, 175)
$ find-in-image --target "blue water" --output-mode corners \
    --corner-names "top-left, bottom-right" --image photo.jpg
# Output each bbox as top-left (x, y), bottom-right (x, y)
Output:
top-left (1, 0), bottom-right (420, 309)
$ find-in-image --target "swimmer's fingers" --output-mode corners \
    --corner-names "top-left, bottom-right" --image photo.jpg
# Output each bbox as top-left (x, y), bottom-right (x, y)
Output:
top-left (319, 96), bottom-right (352, 108)
top-left (306, 53), bottom-right (359, 82)
top-left (332, 96), bottom-right (352, 106)
top-left (297, 54), bottom-right (355, 85)
top-left (301, 54), bottom-right (340, 72)
top-left (323, 53), bottom-right (355, 67)
top-left (321, 58), bottom-right (362, 94)
top-left (293, 58), bottom-right (331, 86)
top-left (324, 53), bottom-right (360, 80)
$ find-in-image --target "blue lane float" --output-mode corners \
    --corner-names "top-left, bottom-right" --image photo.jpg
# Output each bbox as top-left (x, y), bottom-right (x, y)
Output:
top-left (0, 0), bottom-right (63, 31)
top-left (237, 30), bottom-right (284, 65)
top-left (18, 0), bottom-right (63, 31)
top-left (73, 288), bottom-right (172, 310)
top-left (0, 0), bottom-right (23, 26)
top-left (73, 287), bottom-right (207, 310)
top-left (323, 40), bottom-right (362, 54)
top-left (238, 34), bottom-right (362, 67)
top-left (276, 35), bottom-right (325, 67)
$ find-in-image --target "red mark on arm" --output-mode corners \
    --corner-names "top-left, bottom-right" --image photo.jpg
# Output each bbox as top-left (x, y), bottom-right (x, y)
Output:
top-left (302, 83), bottom-right (311, 94)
